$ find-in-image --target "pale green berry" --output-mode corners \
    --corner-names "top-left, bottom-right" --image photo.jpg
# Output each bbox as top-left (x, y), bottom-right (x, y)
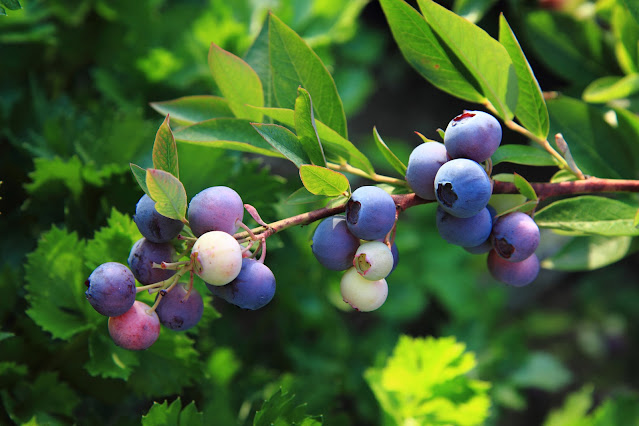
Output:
top-left (353, 241), bottom-right (394, 281)
top-left (340, 267), bottom-right (388, 312)
top-left (192, 231), bottom-right (242, 286)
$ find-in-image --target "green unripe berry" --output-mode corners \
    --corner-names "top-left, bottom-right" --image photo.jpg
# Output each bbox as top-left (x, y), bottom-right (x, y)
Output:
top-left (340, 267), bottom-right (388, 312)
top-left (191, 231), bottom-right (243, 286)
top-left (353, 241), bottom-right (394, 281)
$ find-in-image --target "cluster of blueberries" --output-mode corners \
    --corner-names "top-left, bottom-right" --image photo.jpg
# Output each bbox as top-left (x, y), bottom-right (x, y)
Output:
top-left (406, 111), bottom-right (540, 286)
top-left (85, 187), bottom-right (276, 351)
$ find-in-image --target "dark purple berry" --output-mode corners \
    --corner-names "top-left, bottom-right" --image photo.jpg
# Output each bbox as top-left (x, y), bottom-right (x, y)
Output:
top-left (312, 215), bottom-right (360, 271)
top-left (487, 250), bottom-right (539, 287)
top-left (491, 212), bottom-right (540, 262)
top-left (85, 262), bottom-right (136, 317)
top-left (405, 142), bottom-right (449, 200)
top-left (188, 186), bottom-right (244, 237)
top-left (108, 301), bottom-right (160, 350)
top-left (434, 158), bottom-right (492, 218)
top-left (464, 205), bottom-right (497, 254)
top-left (156, 283), bottom-right (204, 331)
top-left (134, 194), bottom-right (184, 243)
top-left (207, 258), bottom-right (276, 310)
top-left (436, 206), bottom-right (493, 247)
top-left (444, 111), bottom-right (502, 162)
top-left (346, 186), bottom-right (396, 240)
top-left (127, 238), bottom-right (176, 285)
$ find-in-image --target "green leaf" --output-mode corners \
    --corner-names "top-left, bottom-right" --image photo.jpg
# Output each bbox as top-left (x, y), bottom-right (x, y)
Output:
top-left (152, 114), bottom-right (179, 179)
top-left (149, 96), bottom-right (233, 125)
top-left (245, 16), bottom-right (274, 110)
top-left (286, 187), bottom-right (328, 205)
top-left (268, 13), bottom-right (348, 138)
top-left (453, 0), bottom-right (497, 23)
top-left (0, 8), bottom-right (5, 16)
top-left (417, 0), bottom-right (517, 120)
top-left (0, 331), bottom-right (13, 342)
top-left (499, 14), bottom-right (549, 139)
top-left (373, 127), bottom-right (407, 176)
top-left (25, 227), bottom-right (93, 340)
top-left (364, 335), bottom-right (491, 426)
top-left (145, 169), bottom-right (187, 222)
top-left (612, 4), bottom-right (639, 73)
top-left (622, 0), bottom-right (639, 25)
top-left (208, 43), bottom-right (263, 122)
top-left (84, 331), bottom-right (140, 380)
top-left (582, 74), bottom-right (639, 103)
top-left (174, 118), bottom-right (284, 158)
top-left (299, 165), bottom-right (350, 196)
top-left (541, 235), bottom-right (636, 271)
top-left (130, 163), bottom-right (150, 197)
top-left (543, 385), bottom-right (593, 426)
top-left (0, 0), bottom-right (20, 10)
top-left (142, 399), bottom-right (181, 426)
top-left (535, 196), bottom-right (639, 236)
top-left (84, 209), bottom-right (141, 271)
top-left (252, 123), bottom-right (311, 168)
top-left (254, 389), bottom-right (322, 426)
top-left (295, 87), bottom-right (327, 167)
top-left (511, 352), bottom-right (572, 391)
top-left (379, 0), bottom-right (484, 104)
top-left (491, 144), bottom-right (556, 167)
top-left (249, 106), bottom-right (374, 174)
top-left (513, 173), bottom-right (537, 201)
top-left (592, 394), bottom-right (639, 425)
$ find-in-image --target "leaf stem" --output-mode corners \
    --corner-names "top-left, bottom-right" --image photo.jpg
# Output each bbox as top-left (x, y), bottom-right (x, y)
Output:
top-left (326, 162), bottom-right (409, 187)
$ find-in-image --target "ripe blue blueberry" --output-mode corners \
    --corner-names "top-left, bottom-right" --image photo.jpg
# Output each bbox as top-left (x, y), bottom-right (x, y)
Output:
top-left (491, 212), bottom-right (540, 262)
top-left (464, 205), bottom-right (497, 254)
top-left (436, 206), bottom-right (493, 247)
top-left (156, 283), bottom-right (204, 331)
top-left (312, 215), bottom-right (360, 271)
top-left (133, 194), bottom-right (184, 243)
top-left (127, 238), bottom-right (176, 285)
top-left (85, 262), bottom-right (136, 317)
top-left (346, 186), bottom-right (397, 240)
top-left (188, 186), bottom-right (244, 237)
top-left (207, 258), bottom-right (276, 310)
top-left (434, 158), bottom-right (492, 218)
top-left (444, 110), bottom-right (502, 162)
top-left (405, 142), bottom-right (449, 200)
top-left (487, 250), bottom-right (539, 287)
top-left (108, 300), bottom-right (160, 350)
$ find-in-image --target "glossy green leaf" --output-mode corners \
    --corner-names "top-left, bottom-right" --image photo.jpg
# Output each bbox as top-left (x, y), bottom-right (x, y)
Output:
top-left (286, 187), bottom-right (328, 205)
top-left (499, 15), bottom-right (549, 139)
top-left (245, 16), bottom-right (274, 110)
top-left (453, 0), bottom-right (497, 23)
top-left (612, 5), bottom-right (639, 74)
top-left (208, 43), bottom-right (263, 122)
top-left (550, 169), bottom-right (578, 183)
top-left (417, 0), bottom-right (518, 120)
top-left (0, 0), bottom-right (20, 10)
top-left (491, 144), bottom-right (556, 167)
top-left (149, 96), bottom-right (233, 125)
top-left (269, 13), bottom-right (347, 138)
top-left (582, 74), bottom-right (639, 103)
top-left (252, 123), bottom-right (310, 168)
top-left (541, 235), bottom-right (636, 271)
top-left (547, 97), bottom-right (634, 178)
top-left (145, 169), bottom-right (187, 222)
top-left (250, 106), bottom-right (374, 174)
top-left (152, 114), bottom-right (179, 179)
top-left (379, 0), bottom-right (484, 104)
top-left (130, 163), bottom-right (150, 197)
top-left (535, 196), bottom-right (639, 236)
top-left (174, 118), bottom-right (285, 159)
top-left (373, 127), bottom-right (407, 176)
top-left (622, 0), bottom-right (639, 25)
top-left (513, 173), bottom-right (537, 201)
top-left (299, 165), bottom-right (350, 196)
top-left (295, 87), bottom-right (326, 167)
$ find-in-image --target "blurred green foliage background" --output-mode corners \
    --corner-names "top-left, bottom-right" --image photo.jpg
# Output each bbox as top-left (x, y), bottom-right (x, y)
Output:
top-left (2, 0), bottom-right (639, 424)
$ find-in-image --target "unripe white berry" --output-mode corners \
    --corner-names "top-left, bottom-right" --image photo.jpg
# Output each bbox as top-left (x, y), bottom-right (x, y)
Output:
top-left (191, 231), bottom-right (242, 286)
top-left (353, 241), bottom-right (394, 281)
top-left (340, 267), bottom-right (388, 312)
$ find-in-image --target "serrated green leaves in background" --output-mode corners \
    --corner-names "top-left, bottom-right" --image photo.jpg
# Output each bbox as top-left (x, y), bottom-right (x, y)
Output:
top-left (268, 13), bottom-right (348, 138)
top-left (373, 127), bottom-right (407, 176)
top-left (252, 123), bottom-right (310, 167)
top-left (208, 43), bottom-right (263, 122)
top-left (499, 15), bottom-right (549, 139)
top-left (145, 169), bottom-right (187, 222)
top-left (417, 0), bottom-right (518, 120)
top-left (380, 0), bottom-right (484, 104)
top-left (299, 165), bottom-right (349, 196)
top-left (150, 96), bottom-right (233, 126)
top-left (295, 87), bottom-right (326, 167)
top-left (253, 389), bottom-right (322, 426)
top-left (152, 115), bottom-right (179, 179)
top-left (535, 196), bottom-right (639, 236)
top-left (142, 398), bottom-right (204, 426)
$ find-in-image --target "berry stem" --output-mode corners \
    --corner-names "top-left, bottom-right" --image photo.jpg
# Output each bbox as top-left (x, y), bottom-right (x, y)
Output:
top-left (326, 162), bottom-right (410, 187)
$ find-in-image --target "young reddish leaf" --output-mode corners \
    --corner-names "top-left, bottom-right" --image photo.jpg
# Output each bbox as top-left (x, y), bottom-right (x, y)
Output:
top-left (152, 114), bottom-right (179, 179)
top-left (145, 169), bottom-right (188, 223)
top-left (244, 203), bottom-right (269, 227)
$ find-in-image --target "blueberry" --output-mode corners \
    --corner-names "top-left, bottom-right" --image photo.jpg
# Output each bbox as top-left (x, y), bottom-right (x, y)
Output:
top-left (405, 142), bottom-right (449, 200)
top-left (311, 215), bottom-right (360, 271)
top-left (133, 194), bottom-right (184, 243)
top-left (340, 267), bottom-right (388, 312)
top-left (434, 158), bottom-right (492, 218)
top-left (436, 206), bottom-right (493, 247)
top-left (85, 262), bottom-right (136, 317)
top-left (444, 110), bottom-right (502, 162)
top-left (127, 238), bottom-right (176, 285)
top-left (207, 258), bottom-right (276, 310)
top-left (192, 231), bottom-right (243, 286)
top-left (464, 205), bottom-right (497, 254)
top-left (353, 241), bottom-right (394, 281)
top-left (108, 301), bottom-right (161, 350)
top-left (491, 212), bottom-right (540, 262)
top-left (487, 250), bottom-right (539, 287)
top-left (156, 283), bottom-right (204, 331)
top-left (188, 186), bottom-right (244, 237)
top-left (345, 186), bottom-right (397, 240)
